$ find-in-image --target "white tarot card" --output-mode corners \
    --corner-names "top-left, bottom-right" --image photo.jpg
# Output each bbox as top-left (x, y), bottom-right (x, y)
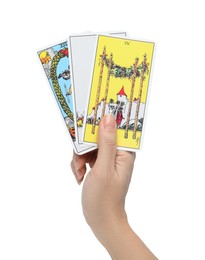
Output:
top-left (69, 32), bottom-right (127, 145)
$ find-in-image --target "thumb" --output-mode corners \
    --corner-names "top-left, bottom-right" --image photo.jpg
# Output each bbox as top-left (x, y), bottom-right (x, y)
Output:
top-left (95, 114), bottom-right (117, 169)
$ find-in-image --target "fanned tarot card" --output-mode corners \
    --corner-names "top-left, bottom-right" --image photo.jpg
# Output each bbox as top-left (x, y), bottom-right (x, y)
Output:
top-left (83, 35), bottom-right (155, 151)
top-left (37, 41), bottom-right (96, 155)
top-left (69, 32), bottom-right (126, 145)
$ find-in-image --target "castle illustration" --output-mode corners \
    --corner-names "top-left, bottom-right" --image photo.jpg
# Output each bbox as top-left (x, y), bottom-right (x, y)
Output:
top-left (87, 86), bottom-right (145, 130)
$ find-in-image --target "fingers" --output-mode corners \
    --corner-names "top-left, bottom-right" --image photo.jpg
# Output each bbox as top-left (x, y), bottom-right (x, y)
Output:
top-left (116, 150), bottom-right (136, 162)
top-left (116, 150), bottom-right (136, 181)
top-left (71, 152), bottom-right (87, 184)
top-left (70, 150), bottom-right (98, 184)
top-left (88, 150), bottom-right (98, 168)
top-left (95, 114), bottom-right (117, 171)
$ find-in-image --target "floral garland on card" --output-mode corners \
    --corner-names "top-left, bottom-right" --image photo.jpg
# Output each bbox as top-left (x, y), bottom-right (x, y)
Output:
top-left (98, 56), bottom-right (149, 79)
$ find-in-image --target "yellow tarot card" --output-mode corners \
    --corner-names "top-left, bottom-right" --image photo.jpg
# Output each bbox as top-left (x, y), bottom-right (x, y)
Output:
top-left (83, 35), bottom-right (155, 151)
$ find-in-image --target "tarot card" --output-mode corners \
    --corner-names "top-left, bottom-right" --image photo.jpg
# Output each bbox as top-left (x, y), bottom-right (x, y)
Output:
top-left (83, 35), bottom-right (155, 151)
top-left (37, 40), bottom-right (96, 155)
top-left (69, 32), bottom-right (126, 145)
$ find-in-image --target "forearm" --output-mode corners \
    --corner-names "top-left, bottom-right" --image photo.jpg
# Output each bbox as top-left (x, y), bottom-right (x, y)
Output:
top-left (74, 116), bottom-right (157, 258)
top-left (92, 214), bottom-right (157, 260)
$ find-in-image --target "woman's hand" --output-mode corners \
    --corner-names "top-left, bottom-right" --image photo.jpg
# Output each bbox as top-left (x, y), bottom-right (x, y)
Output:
top-left (71, 149), bottom-right (98, 184)
top-left (71, 115), bottom-right (157, 259)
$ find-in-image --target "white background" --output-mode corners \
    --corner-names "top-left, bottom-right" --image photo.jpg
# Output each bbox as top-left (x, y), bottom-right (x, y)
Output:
top-left (0, 0), bottom-right (205, 259)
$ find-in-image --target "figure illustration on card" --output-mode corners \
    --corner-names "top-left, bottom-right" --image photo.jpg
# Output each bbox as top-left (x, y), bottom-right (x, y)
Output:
top-left (86, 46), bottom-right (149, 140)
top-left (84, 35), bottom-right (154, 150)
top-left (38, 42), bottom-right (75, 140)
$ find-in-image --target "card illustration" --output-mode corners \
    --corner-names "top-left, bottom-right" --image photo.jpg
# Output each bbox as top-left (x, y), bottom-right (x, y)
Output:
top-left (38, 42), bottom-right (75, 137)
top-left (83, 35), bottom-right (154, 150)
top-left (38, 41), bottom-right (95, 154)
top-left (69, 32), bottom-right (126, 145)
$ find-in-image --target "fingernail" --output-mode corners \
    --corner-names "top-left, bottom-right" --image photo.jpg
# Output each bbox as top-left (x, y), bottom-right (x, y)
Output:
top-left (103, 114), bottom-right (116, 129)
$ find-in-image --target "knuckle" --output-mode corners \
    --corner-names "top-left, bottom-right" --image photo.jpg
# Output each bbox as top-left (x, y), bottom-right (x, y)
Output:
top-left (102, 133), bottom-right (116, 147)
top-left (123, 152), bottom-right (135, 165)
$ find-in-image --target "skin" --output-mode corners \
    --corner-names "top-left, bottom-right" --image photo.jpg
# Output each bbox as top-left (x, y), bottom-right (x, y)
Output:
top-left (71, 114), bottom-right (157, 260)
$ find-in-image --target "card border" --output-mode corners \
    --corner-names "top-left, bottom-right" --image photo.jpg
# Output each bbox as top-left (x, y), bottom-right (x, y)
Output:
top-left (82, 34), bottom-right (155, 152)
top-left (37, 39), bottom-right (97, 155)
top-left (69, 31), bottom-right (127, 146)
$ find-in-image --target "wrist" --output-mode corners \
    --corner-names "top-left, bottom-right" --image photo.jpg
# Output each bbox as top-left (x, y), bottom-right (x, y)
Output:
top-left (90, 209), bottom-right (129, 247)
top-left (92, 214), bottom-right (157, 260)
